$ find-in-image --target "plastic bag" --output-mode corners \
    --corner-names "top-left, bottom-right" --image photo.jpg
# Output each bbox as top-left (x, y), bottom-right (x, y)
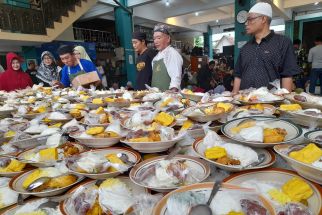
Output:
top-left (160, 127), bottom-right (175, 141)
top-left (277, 202), bottom-right (313, 215)
top-left (131, 194), bottom-right (163, 215)
top-left (105, 120), bottom-right (123, 136)
top-left (65, 185), bottom-right (98, 215)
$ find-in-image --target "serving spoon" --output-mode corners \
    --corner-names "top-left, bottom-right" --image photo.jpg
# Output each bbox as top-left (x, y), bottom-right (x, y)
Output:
top-left (188, 179), bottom-right (222, 215)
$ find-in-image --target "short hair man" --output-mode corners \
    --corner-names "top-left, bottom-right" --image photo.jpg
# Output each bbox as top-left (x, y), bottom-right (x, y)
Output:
top-left (232, 2), bottom-right (301, 93)
top-left (308, 36), bottom-right (322, 95)
top-left (52, 45), bottom-right (101, 88)
top-left (132, 32), bottom-right (156, 90)
top-left (151, 23), bottom-right (183, 92)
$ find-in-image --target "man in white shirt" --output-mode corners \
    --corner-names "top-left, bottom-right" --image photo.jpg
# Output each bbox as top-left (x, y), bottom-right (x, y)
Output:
top-left (308, 36), bottom-right (322, 95)
top-left (152, 23), bottom-right (183, 92)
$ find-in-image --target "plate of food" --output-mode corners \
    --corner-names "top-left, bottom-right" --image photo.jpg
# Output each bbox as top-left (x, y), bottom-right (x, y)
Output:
top-left (80, 107), bottom-right (110, 128)
top-left (193, 132), bottom-right (276, 172)
top-left (0, 104), bottom-right (16, 118)
top-left (130, 155), bottom-right (210, 192)
top-left (0, 157), bottom-right (29, 177)
top-left (177, 120), bottom-right (221, 138)
top-left (9, 167), bottom-right (83, 197)
top-left (279, 104), bottom-right (322, 128)
top-left (304, 130), bottom-right (322, 145)
top-left (70, 124), bottom-right (122, 148)
top-left (235, 87), bottom-right (284, 105)
top-left (152, 182), bottom-right (276, 215)
top-left (1, 198), bottom-right (61, 215)
top-left (60, 177), bottom-right (148, 215)
top-left (17, 142), bottom-right (88, 168)
top-left (222, 116), bottom-right (302, 148)
top-left (274, 143), bottom-right (322, 184)
top-left (155, 95), bottom-right (193, 114)
top-left (182, 102), bottom-right (233, 123)
top-left (181, 89), bottom-right (204, 102)
top-left (15, 105), bottom-right (49, 120)
top-left (224, 103), bottom-right (276, 123)
top-left (9, 133), bottom-right (52, 149)
top-left (224, 168), bottom-right (322, 215)
top-left (44, 112), bottom-right (73, 123)
top-left (284, 92), bottom-right (322, 110)
top-left (121, 111), bottom-right (176, 131)
top-left (121, 128), bottom-right (185, 153)
top-left (0, 177), bottom-right (20, 211)
top-left (105, 97), bottom-right (131, 108)
top-left (66, 147), bottom-right (141, 179)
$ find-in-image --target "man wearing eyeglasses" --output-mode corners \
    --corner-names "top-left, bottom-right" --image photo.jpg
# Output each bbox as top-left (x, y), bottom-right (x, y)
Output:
top-left (151, 23), bottom-right (183, 92)
top-left (232, 2), bottom-right (301, 94)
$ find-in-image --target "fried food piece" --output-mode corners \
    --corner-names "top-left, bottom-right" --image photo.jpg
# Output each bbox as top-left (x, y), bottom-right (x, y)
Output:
top-left (106, 154), bottom-right (124, 172)
top-left (154, 112), bottom-right (175, 126)
top-left (263, 128), bottom-right (287, 143)
top-left (94, 131), bottom-right (119, 138)
top-left (289, 143), bottom-right (322, 164)
top-left (282, 177), bottom-right (313, 202)
top-left (216, 156), bottom-right (241, 165)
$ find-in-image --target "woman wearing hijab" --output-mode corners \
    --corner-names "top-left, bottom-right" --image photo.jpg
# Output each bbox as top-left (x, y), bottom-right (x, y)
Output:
top-left (36, 51), bottom-right (61, 86)
top-left (74, 46), bottom-right (92, 62)
top-left (0, 52), bottom-right (33, 91)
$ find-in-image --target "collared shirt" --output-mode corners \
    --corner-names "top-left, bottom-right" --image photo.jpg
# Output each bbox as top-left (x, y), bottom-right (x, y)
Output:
top-left (152, 46), bottom-right (183, 89)
top-left (234, 31), bottom-right (301, 90)
top-left (136, 48), bottom-right (157, 90)
top-left (308, 45), bottom-right (322, 68)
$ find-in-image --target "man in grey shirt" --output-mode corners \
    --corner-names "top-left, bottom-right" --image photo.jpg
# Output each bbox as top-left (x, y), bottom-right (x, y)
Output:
top-left (308, 36), bottom-right (322, 95)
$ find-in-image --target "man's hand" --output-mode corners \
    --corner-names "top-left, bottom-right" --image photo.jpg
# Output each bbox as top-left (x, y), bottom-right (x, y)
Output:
top-left (52, 80), bottom-right (64, 88)
top-left (281, 77), bottom-right (294, 92)
top-left (232, 77), bottom-right (241, 95)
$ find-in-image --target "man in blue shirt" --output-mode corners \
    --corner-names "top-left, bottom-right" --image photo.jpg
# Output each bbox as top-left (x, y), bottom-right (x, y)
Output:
top-left (52, 45), bottom-right (101, 88)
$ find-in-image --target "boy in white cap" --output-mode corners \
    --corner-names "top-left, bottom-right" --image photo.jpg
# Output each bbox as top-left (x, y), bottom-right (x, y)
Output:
top-left (232, 2), bottom-right (301, 93)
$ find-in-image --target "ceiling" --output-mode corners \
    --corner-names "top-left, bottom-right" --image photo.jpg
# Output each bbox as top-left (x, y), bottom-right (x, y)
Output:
top-left (80, 0), bottom-right (322, 33)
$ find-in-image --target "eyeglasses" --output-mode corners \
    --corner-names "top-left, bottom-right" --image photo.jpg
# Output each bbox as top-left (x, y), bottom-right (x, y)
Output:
top-left (246, 15), bottom-right (263, 23)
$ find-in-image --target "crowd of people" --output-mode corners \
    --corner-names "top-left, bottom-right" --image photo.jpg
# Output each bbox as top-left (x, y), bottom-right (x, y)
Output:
top-left (0, 2), bottom-right (321, 95)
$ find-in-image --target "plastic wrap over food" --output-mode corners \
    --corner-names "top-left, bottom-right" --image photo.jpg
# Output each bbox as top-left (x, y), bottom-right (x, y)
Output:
top-left (269, 79), bottom-right (289, 95)
top-left (145, 84), bottom-right (160, 93)
top-left (122, 91), bottom-right (133, 100)
top-left (202, 128), bottom-right (225, 148)
top-left (62, 119), bottom-right (85, 133)
top-left (201, 93), bottom-right (211, 103)
top-left (83, 113), bottom-right (101, 125)
top-left (142, 92), bottom-right (163, 101)
top-left (46, 133), bottom-right (63, 147)
top-left (105, 120), bottom-right (123, 136)
top-left (0, 177), bottom-right (18, 209)
top-left (9, 131), bottom-right (32, 142)
top-left (65, 185), bottom-right (98, 215)
top-left (160, 127), bottom-right (175, 141)
top-left (17, 105), bottom-right (28, 115)
top-left (276, 202), bottom-right (313, 215)
top-left (98, 179), bottom-right (134, 214)
top-left (131, 194), bottom-right (163, 215)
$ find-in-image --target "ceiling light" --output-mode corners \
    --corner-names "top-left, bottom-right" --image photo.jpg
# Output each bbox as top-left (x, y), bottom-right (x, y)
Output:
top-left (216, 19), bottom-right (219, 23)
top-left (195, 12), bottom-right (199, 16)
top-left (314, 2), bottom-right (319, 5)
top-left (165, 0), bottom-right (169, 6)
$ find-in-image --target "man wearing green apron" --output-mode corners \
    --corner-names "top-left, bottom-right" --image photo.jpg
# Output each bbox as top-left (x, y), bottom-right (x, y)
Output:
top-left (52, 45), bottom-right (101, 88)
top-left (152, 23), bottom-right (183, 92)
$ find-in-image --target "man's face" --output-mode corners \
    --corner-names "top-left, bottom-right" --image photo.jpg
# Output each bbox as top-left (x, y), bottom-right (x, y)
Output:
top-left (60, 53), bottom-right (75, 67)
top-left (153, 32), bottom-right (170, 51)
top-left (132, 39), bottom-right (145, 53)
top-left (245, 13), bottom-right (265, 35)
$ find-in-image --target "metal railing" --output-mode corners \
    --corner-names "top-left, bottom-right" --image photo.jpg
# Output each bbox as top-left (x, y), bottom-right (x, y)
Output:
top-left (0, 0), bottom-right (82, 35)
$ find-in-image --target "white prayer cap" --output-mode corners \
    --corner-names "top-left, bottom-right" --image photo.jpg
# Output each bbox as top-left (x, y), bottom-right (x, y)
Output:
top-left (249, 2), bottom-right (272, 18)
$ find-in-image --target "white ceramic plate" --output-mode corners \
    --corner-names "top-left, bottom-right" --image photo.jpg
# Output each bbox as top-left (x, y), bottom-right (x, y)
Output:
top-left (16, 148), bottom-right (60, 168)
top-left (274, 144), bottom-right (322, 184)
top-left (304, 130), bottom-right (322, 145)
top-left (152, 182), bottom-right (276, 215)
top-left (221, 116), bottom-right (302, 148)
top-left (121, 136), bottom-right (184, 153)
top-left (9, 170), bottom-right (84, 197)
top-left (193, 138), bottom-right (276, 172)
top-left (130, 155), bottom-right (210, 192)
top-left (59, 177), bottom-right (148, 215)
top-left (70, 132), bottom-right (121, 148)
top-left (279, 109), bottom-right (322, 128)
top-left (67, 147), bottom-right (141, 180)
top-left (224, 168), bottom-right (322, 215)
